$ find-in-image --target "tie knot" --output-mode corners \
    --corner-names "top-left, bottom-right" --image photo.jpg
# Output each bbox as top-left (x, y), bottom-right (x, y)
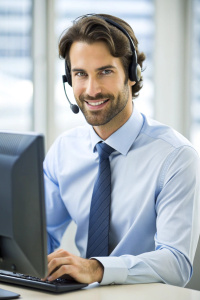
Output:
top-left (96, 142), bottom-right (115, 160)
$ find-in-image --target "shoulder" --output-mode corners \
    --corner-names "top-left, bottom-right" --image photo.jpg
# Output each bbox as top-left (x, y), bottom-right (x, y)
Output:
top-left (57, 124), bottom-right (90, 142)
top-left (51, 124), bottom-right (91, 150)
top-left (138, 114), bottom-right (200, 175)
top-left (140, 113), bottom-right (195, 150)
top-left (44, 124), bottom-right (91, 164)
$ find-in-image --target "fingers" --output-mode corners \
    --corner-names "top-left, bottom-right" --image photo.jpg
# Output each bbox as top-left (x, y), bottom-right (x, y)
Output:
top-left (47, 249), bottom-right (71, 263)
top-left (42, 249), bottom-right (72, 281)
top-left (49, 255), bottom-right (74, 280)
top-left (47, 259), bottom-right (72, 281)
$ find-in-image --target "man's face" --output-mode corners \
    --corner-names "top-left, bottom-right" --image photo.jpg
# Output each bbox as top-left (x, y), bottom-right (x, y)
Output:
top-left (69, 41), bottom-right (134, 128)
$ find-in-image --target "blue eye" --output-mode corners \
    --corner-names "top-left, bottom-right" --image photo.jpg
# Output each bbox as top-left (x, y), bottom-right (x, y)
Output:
top-left (101, 69), bottom-right (112, 75)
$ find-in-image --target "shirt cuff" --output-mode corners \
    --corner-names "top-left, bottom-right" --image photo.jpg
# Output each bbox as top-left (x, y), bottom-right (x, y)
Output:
top-left (92, 256), bottom-right (128, 285)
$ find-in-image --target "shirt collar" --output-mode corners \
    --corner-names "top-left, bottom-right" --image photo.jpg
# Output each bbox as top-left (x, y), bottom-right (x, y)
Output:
top-left (89, 105), bottom-right (144, 155)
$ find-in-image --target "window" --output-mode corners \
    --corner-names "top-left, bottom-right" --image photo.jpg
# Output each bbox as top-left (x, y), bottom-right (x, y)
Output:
top-left (0, 0), bottom-right (33, 131)
top-left (191, 0), bottom-right (200, 153)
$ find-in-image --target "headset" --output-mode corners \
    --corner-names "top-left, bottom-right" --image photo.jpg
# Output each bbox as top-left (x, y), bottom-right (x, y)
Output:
top-left (62, 14), bottom-right (141, 114)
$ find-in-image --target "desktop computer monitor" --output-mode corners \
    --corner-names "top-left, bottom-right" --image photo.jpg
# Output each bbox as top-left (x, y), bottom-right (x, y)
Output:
top-left (0, 131), bottom-right (47, 297)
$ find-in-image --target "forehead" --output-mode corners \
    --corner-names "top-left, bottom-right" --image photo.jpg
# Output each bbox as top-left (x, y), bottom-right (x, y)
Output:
top-left (69, 41), bottom-right (123, 70)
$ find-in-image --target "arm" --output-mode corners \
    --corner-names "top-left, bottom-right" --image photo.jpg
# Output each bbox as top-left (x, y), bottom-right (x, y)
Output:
top-left (43, 146), bottom-right (72, 254)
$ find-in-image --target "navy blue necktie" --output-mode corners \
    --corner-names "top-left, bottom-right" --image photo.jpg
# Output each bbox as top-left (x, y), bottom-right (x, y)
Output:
top-left (86, 142), bottom-right (115, 258)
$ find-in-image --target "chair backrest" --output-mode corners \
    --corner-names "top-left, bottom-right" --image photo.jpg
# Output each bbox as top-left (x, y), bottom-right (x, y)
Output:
top-left (186, 237), bottom-right (200, 290)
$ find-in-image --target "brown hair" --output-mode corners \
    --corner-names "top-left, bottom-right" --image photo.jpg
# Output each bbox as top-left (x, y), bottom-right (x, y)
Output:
top-left (59, 14), bottom-right (146, 98)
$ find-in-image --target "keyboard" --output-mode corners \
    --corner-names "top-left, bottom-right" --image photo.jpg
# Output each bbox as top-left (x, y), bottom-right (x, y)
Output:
top-left (0, 270), bottom-right (88, 293)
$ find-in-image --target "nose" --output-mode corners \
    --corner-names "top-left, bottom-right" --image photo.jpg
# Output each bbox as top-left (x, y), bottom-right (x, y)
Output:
top-left (85, 76), bottom-right (101, 97)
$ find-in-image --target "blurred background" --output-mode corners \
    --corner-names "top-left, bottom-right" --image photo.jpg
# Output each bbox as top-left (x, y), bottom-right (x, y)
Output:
top-left (0, 0), bottom-right (199, 153)
top-left (0, 0), bottom-right (199, 255)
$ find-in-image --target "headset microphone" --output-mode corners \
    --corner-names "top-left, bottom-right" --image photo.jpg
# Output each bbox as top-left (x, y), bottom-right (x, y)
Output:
top-left (62, 75), bottom-right (79, 114)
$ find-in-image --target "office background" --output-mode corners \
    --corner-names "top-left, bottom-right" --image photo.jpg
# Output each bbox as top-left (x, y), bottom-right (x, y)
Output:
top-left (0, 0), bottom-right (200, 152)
top-left (0, 0), bottom-right (200, 255)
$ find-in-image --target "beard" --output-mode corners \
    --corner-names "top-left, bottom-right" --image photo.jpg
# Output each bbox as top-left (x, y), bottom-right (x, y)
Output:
top-left (75, 82), bottom-right (130, 126)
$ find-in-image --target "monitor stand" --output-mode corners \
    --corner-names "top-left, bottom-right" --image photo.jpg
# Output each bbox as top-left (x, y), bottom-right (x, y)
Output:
top-left (0, 288), bottom-right (20, 299)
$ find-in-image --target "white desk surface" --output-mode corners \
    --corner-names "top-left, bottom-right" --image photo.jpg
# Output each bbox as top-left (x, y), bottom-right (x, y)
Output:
top-left (1, 282), bottom-right (200, 300)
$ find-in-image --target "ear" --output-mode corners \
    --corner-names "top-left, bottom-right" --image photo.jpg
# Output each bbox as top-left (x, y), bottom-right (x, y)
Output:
top-left (128, 79), bottom-right (136, 87)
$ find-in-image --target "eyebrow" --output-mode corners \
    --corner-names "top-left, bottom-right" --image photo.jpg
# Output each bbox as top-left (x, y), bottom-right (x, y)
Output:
top-left (96, 65), bottom-right (116, 71)
top-left (71, 65), bottom-right (116, 73)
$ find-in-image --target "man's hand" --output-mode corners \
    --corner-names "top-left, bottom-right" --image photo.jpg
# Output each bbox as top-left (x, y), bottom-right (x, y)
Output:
top-left (43, 249), bottom-right (104, 284)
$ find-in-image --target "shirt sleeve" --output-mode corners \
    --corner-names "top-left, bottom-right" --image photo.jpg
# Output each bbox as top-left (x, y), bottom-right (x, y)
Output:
top-left (43, 141), bottom-right (72, 254)
top-left (94, 146), bottom-right (200, 287)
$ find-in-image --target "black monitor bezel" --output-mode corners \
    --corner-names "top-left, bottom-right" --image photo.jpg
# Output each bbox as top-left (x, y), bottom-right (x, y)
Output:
top-left (0, 131), bottom-right (47, 278)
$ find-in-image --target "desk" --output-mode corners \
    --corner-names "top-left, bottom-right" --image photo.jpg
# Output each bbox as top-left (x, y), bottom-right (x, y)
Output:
top-left (1, 282), bottom-right (200, 300)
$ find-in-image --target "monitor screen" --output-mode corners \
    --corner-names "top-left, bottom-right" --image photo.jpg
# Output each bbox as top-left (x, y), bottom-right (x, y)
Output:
top-left (0, 131), bottom-right (47, 278)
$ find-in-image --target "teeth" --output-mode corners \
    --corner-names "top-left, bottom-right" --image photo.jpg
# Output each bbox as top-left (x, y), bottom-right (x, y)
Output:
top-left (88, 100), bottom-right (107, 106)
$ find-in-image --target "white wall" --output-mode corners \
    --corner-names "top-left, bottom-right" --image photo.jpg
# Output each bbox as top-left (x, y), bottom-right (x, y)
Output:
top-left (154, 0), bottom-right (192, 138)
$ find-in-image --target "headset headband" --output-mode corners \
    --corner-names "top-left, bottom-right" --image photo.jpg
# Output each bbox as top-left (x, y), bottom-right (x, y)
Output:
top-left (64, 14), bottom-right (141, 86)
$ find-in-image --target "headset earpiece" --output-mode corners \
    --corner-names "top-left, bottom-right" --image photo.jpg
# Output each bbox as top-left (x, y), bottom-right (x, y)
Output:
top-left (65, 60), bottom-right (72, 87)
top-left (136, 64), bottom-right (142, 82)
top-left (129, 62), bottom-right (141, 82)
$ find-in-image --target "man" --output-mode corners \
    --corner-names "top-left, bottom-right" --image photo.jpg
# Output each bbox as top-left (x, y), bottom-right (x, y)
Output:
top-left (43, 14), bottom-right (200, 286)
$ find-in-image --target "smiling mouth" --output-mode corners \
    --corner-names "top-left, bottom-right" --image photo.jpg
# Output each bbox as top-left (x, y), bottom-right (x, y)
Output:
top-left (86, 99), bottom-right (109, 106)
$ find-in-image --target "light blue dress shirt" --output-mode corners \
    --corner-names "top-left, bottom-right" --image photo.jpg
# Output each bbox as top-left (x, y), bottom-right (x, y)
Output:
top-left (43, 106), bottom-right (200, 287)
